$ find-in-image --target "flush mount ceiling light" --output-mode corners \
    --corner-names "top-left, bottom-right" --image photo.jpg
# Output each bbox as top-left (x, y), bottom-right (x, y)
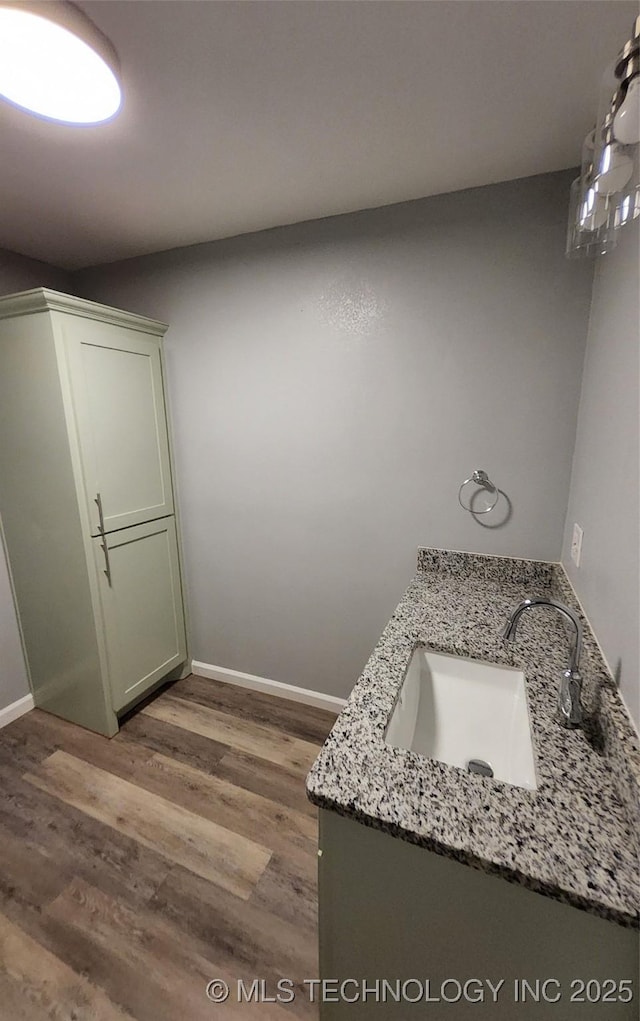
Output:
top-left (0, 0), bottom-right (121, 124)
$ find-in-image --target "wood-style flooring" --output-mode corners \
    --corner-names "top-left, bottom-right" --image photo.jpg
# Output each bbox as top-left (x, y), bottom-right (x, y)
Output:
top-left (0, 674), bottom-right (338, 1020)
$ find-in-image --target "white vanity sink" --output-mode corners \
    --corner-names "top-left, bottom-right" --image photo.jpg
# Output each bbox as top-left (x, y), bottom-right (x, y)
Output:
top-left (385, 648), bottom-right (537, 790)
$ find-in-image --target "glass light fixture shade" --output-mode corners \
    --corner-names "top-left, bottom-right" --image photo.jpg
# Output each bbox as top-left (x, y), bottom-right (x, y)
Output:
top-left (591, 64), bottom-right (627, 196)
top-left (613, 186), bottom-right (640, 227)
top-left (611, 155), bottom-right (640, 227)
top-left (614, 75), bottom-right (640, 144)
top-left (0, 1), bottom-right (121, 124)
top-left (567, 17), bottom-right (639, 258)
top-left (578, 129), bottom-right (596, 190)
top-left (566, 177), bottom-right (617, 259)
top-left (593, 141), bottom-right (634, 196)
top-left (579, 186), bottom-right (610, 232)
top-left (613, 16), bottom-right (640, 144)
top-left (566, 177), bottom-right (588, 258)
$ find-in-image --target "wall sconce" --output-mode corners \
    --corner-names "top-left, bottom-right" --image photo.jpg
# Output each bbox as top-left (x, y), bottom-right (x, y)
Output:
top-left (566, 17), bottom-right (640, 258)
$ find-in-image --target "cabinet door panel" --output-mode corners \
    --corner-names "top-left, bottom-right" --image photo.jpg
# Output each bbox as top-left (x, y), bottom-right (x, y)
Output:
top-left (94, 517), bottom-right (187, 712)
top-left (62, 317), bottom-right (174, 535)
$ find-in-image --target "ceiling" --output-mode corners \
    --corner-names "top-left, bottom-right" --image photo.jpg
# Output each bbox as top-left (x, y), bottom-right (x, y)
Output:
top-left (0, 0), bottom-right (636, 270)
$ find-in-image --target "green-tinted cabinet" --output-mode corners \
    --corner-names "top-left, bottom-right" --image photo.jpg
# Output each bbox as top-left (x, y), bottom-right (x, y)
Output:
top-left (64, 317), bottom-right (176, 535)
top-left (94, 517), bottom-right (186, 712)
top-left (0, 289), bottom-right (188, 736)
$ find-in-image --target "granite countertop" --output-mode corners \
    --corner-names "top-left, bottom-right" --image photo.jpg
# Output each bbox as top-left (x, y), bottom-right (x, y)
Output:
top-left (306, 548), bottom-right (640, 930)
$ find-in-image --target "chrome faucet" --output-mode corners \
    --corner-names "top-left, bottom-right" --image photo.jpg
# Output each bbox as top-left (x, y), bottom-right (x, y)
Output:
top-left (502, 598), bottom-right (584, 728)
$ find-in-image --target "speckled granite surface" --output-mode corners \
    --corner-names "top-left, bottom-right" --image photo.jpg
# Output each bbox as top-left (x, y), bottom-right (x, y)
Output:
top-left (306, 548), bottom-right (640, 930)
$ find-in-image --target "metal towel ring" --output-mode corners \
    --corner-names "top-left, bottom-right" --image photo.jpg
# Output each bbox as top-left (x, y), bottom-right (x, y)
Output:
top-left (458, 469), bottom-right (499, 514)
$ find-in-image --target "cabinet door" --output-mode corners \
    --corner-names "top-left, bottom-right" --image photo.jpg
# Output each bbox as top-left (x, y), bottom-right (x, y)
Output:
top-left (61, 316), bottom-right (175, 536)
top-left (94, 517), bottom-right (187, 712)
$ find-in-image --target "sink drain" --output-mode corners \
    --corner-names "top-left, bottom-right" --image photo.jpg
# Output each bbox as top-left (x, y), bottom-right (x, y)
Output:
top-left (467, 758), bottom-right (494, 778)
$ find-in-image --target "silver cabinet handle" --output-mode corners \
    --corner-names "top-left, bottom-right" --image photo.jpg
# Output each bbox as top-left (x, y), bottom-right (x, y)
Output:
top-left (94, 492), bottom-right (106, 535)
top-left (100, 540), bottom-right (112, 586)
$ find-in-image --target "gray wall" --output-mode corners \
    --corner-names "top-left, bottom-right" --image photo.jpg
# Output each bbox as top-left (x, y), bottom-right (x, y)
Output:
top-left (76, 171), bottom-right (594, 699)
top-left (562, 219), bottom-right (639, 729)
top-left (0, 246), bottom-right (70, 296)
top-left (0, 247), bottom-right (71, 710)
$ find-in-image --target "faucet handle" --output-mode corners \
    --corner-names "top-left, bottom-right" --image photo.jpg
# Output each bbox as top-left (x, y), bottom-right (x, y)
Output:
top-left (559, 669), bottom-right (583, 728)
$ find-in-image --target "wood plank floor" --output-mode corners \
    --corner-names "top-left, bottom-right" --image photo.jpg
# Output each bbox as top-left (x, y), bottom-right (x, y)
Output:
top-left (0, 675), bottom-right (337, 1020)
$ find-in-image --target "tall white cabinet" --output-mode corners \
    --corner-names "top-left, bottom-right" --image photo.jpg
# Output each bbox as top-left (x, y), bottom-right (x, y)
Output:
top-left (0, 289), bottom-right (188, 736)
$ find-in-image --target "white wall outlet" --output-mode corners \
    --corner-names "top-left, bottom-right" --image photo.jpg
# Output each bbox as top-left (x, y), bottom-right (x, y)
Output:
top-left (571, 523), bottom-right (583, 567)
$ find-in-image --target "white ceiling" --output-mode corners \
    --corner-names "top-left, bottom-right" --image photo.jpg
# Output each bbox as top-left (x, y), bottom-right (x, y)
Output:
top-left (0, 0), bottom-right (636, 270)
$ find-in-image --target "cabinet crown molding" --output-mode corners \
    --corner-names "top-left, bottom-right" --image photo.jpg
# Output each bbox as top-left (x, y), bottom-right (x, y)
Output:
top-left (0, 289), bottom-right (167, 336)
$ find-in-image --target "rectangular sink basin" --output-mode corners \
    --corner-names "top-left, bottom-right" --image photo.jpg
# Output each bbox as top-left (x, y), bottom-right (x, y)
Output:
top-left (385, 648), bottom-right (537, 790)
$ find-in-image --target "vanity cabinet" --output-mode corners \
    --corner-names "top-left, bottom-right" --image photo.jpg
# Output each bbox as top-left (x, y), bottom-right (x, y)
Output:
top-left (318, 810), bottom-right (639, 1020)
top-left (0, 289), bottom-right (188, 736)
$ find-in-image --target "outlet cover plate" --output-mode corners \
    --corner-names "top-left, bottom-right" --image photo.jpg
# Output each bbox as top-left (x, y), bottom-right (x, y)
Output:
top-left (571, 523), bottom-right (583, 567)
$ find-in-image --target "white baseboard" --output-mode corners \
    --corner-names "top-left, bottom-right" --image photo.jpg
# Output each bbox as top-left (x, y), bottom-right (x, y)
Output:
top-left (190, 660), bottom-right (347, 713)
top-left (0, 692), bottom-right (34, 728)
